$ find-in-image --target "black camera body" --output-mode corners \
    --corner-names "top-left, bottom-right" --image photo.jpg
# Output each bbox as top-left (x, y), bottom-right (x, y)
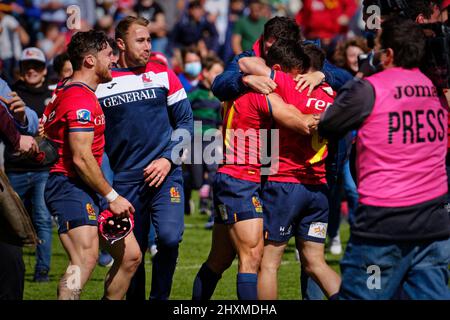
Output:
top-left (420, 23), bottom-right (450, 90)
top-left (363, 0), bottom-right (410, 17)
top-left (361, 1), bottom-right (450, 89)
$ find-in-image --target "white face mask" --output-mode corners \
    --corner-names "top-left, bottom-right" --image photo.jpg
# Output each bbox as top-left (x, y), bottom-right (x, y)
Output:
top-left (184, 61), bottom-right (202, 77)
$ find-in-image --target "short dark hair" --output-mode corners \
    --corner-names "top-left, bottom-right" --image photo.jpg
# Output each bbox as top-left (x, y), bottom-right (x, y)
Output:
top-left (189, 0), bottom-right (202, 9)
top-left (53, 52), bottom-right (70, 75)
top-left (405, 0), bottom-right (435, 20)
top-left (181, 45), bottom-right (201, 64)
top-left (362, 0), bottom-right (410, 17)
top-left (107, 38), bottom-right (119, 56)
top-left (263, 16), bottom-right (301, 43)
top-left (67, 30), bottom-right (109, 71)
top-left (303, 44), bottom-right (325, 72)
top-left (115, 16), bottom-right (149, 42)
top-left (363, 0), bottom-right (436, 19)
top-left (202, 54), bottom-right (224, 71)
top-left (380, 17), bottom-right (426, 69)
top-left (266, 39), bottom-right (309, 73)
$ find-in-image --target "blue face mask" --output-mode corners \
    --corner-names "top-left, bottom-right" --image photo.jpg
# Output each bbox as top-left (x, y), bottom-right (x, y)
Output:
top-left (184, 61), bottom-right (202, 77)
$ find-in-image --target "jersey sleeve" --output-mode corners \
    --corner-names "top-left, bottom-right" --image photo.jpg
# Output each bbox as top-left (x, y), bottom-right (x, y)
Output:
top-left (65, 94), bottom-right (97, 133)
top-left (249, 92), bottom-right (272, 117)
top-left (166, 68), bottom-right (188, 106)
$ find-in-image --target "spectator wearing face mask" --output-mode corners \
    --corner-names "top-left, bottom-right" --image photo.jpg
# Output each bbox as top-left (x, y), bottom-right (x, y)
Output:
top-left (178, 45), bottom-right (202, 93)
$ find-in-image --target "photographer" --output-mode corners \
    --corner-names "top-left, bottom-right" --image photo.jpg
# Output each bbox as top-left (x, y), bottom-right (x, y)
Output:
top-left (361, 1), bottom-right (449, 97)
top-left (319, 17), bottom-right (450, 300)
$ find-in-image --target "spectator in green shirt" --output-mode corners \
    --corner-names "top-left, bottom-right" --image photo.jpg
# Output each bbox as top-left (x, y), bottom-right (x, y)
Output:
top-left (232, 0), bottom-right (267, 54)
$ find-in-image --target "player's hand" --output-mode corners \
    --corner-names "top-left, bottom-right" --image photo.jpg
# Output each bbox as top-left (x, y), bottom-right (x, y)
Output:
top-left (308, 114), bottom-right (320, 131)
top-left (108, 195), bottom-right (135, 217)
top-left (0, 92), bottom-right (27, 124)
top-left (18, 135), bottom-right (39, 156)
top-left (38, 122), bottom-right (45, 138)
top-left (143, 158), bottom-right (172, 188)
top-left (294, 72), bottom-right (325, 97)
top-left (302, 114), bottom-right (320, 134)
top-left (242, 75), bottom-right (277, 95)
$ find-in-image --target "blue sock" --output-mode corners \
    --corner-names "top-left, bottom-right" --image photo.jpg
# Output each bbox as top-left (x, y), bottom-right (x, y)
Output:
top-left (237, 273), bottom-right (258, 300)
top-left (192, 263), bottom-right (222, 300)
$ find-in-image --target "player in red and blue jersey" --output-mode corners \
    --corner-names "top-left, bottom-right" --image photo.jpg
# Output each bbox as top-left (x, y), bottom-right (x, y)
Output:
top-left (238, 42), bottom-right (341, 299)
top-left (43, 31), bottom-right (141, 300)
top-left (95, 17), bottom-right (193, 300)
top-left (192, 43), bottom-right (320, 300)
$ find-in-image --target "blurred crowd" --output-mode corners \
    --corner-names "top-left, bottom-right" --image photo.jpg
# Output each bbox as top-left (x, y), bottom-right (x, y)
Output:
top-left (1, 0), bottom-right (449, 287)
top-left (0, 0), bottom-right (369, 87)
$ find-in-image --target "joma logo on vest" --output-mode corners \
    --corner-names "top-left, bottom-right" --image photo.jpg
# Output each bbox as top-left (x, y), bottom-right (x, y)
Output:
top-left (388, 109), bottom-right (446, 144)
top-left (102, 89), bottom-right (157, 107)
top-left (394, 85), bottom-right (438, 99)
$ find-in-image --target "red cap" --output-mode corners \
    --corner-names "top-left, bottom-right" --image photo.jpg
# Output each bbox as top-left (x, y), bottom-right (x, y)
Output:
top-left (442, 0), bottom-right (450, 9)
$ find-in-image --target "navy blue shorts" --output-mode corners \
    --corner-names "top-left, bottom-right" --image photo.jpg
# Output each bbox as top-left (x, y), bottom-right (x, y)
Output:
top-left (113, 167), bottom-right (185, 250)
top-left (261, 181), bottom-right (329, 243)
top-left (45, 174), bottom-right (104, 234)
top-left (213, 172), bottom-right (263, 225)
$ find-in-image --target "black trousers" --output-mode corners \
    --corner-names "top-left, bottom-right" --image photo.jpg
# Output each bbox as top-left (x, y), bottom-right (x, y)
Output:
top-left (0, 241), bottom-right (24, 300)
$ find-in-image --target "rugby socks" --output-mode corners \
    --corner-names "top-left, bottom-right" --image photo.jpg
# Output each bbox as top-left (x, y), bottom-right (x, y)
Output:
top-left (237, 273), bottom-right (257, 300)
top-left (150, 244), bottom-right (179, 300)
top-left (192, 263), bottom-right (222, 300)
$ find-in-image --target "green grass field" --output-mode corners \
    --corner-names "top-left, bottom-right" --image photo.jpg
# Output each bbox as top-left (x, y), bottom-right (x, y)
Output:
top-left (23, 193), bottom-right (350, 300)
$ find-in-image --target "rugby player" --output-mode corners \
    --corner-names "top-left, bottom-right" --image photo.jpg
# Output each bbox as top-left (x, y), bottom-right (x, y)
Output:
top-left (43, 30), bottom-right (141, 300)
top-left (212, 16), bottom-right (353, 300)
top-left (95, 17), bottom-right (193, 300)
top-left (192, 43), bottom-right (320, 300)
top-left (238, 43), bottom-right (341, 299)
top-left (212, 16), bottom-right (353, 102)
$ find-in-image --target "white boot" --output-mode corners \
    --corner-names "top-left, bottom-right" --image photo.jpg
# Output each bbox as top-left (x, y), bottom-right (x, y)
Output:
top-left (329, 234), bottom-right (342, 255)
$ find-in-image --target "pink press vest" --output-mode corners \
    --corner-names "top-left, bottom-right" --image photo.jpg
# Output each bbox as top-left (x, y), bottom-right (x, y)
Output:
top-left (358, 67), bottom-right (448, 207)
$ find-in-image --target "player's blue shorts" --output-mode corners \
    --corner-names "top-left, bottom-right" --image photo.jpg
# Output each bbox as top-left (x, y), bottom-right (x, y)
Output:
top-left (45, 173), bottom-right (104, 234)
top-left (213, 172), bottom-right (263, 224)
top-left (113, 166), bottom-right (185, 250)
top-left (261, 181), bottom-right (329, 243)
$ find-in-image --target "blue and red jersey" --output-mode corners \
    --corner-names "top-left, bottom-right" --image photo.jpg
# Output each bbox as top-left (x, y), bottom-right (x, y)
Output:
top-left (42, 81), bottom-right (105, 177)
top-left (96, 61), bottom-right (193, 182)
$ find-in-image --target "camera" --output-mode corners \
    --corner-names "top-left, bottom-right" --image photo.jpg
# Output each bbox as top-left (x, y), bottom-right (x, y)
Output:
top-left (420, 23), bottom-right (450, 90)
top-left (363, 0), bottom-right (410, 17)
top-left (361, 1), bottom-right (450, 89)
